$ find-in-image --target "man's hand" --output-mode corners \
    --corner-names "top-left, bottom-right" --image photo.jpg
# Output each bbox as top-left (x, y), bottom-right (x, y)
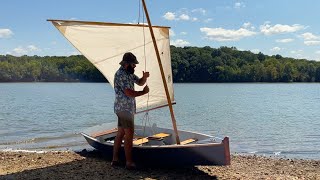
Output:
top-left (142, 71), bottom-right (150, 79)
top-left (143, 85), bottom-right (149, 94)
top-left (124, 85), bottom-right (149, 97)
top-left (138, 71), bottom-right (150, 86)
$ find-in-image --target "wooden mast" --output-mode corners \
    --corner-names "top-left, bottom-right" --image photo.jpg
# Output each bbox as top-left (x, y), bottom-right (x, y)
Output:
top-left (141, 0), bottom-right (180, 144)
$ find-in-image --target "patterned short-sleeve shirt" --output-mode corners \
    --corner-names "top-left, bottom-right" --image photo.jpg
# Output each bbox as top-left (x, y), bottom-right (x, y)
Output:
top-left (114, 66), bottom-right (139, 115)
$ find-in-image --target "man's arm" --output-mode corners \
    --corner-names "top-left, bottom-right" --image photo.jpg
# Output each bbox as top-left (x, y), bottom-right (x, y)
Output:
top-left (137, 71), bottom-right (149, 86)
top-left (124, 85), bottom-right (149, 97)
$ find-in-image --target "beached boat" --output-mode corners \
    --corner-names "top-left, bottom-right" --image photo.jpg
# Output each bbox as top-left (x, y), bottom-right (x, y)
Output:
top-left (48, 0), bottom-right (230, 166)
top-left (81, 122), bottom-right (230, 167)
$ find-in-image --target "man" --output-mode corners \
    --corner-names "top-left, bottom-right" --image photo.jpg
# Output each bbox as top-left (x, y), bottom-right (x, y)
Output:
top-left (112, 52), bottom-right (149, 169)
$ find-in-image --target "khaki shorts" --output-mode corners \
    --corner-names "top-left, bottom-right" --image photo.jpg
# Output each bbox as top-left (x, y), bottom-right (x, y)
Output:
top-left (116, 111), bottom-right (134, 129)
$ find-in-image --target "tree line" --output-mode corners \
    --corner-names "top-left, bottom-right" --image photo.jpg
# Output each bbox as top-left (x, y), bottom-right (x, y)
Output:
top-left (171, 46), bottom-right (320, 82)
top-left (1, 46), bottom-right (320, 82)
top-left (0, 55), bottom-right (105, 82)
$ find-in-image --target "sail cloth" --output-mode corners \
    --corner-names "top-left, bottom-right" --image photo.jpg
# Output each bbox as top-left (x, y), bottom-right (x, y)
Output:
top-left (49, 20), bottom-right (174, 112)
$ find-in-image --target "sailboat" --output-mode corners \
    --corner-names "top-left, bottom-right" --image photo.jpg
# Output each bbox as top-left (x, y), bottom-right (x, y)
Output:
top-left (48, 0), bottom-right (230, 166)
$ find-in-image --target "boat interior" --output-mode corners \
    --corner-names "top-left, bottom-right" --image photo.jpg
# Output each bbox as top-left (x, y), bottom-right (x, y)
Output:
top-left (89, 124), bottom-right (219, 147)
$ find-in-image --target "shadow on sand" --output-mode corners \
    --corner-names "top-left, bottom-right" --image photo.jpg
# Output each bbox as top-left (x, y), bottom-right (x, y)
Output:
top-left (0, 150), bottom-right (217, 180)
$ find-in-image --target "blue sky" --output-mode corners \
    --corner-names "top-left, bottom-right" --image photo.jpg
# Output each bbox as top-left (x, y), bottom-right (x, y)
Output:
top-left (1, 0), bottom-right (320, 61)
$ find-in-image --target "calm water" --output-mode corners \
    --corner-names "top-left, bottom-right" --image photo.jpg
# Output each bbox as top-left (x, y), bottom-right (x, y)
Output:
top-left (0, 83), bottom-right (319, 159)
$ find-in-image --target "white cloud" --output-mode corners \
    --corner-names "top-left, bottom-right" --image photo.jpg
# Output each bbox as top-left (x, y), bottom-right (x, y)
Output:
top-left (260, 23), bottom-right (305, 35)
top-left (276, 38), bottom-right (294, 43)
top-left (315, 50), bottom-right (320, 54)
top-left (191, 8), bottom-right (206, 15)
top-left (251, 49), bottom-right (260, 54)
top-left (12, 47), bottom-right (28, 55)
top-left (300, 32), bottom-right (320, 40)
top-left (169, 29), bottom-right (175, 37)
top-left (242, 22), bottom-right (251, 29)
top-left (200, 27), bottom-right (256, 41)
top-left (171, 39), bottom-right (190, 47)
top-left (242, 22), bottom-right (255, 30)
top-left (69, 51), bottom-right (80, 56)
top-left (299, 33), bottom-right (320, 46)
top-left (204, 18), bottom-right (213, 23)
top-left (180, 32), bottom-right (187, 35)
top-left (9, 45), bottom-right (41, 56)
top-left (163, 9), bottom-right (204, 22)
top-left (163, 12), bottom-right (176, 21)
top-left (270, 47), bottom-right (281, 52)
top-left (179, 14), bottom-right (190, 21)
top-left (0, 29), bottom-right (14, 38)
top-left (192, 17), bottom-right (198, 22)
top-left (234, 2), bottom-right (245, 9)
top-left (27, 45), bottom-right (40, 51)
top-left (304, 41), bottom-right (320, 46)
top-left (291, 50), bottom-right (303, 54)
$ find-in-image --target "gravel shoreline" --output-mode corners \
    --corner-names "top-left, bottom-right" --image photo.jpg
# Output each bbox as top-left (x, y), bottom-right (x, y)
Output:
top-left (0, 150), bottom-right (319, 180)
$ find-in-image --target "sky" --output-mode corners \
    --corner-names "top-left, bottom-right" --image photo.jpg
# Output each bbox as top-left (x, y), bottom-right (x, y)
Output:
top-left (1, 0), bottom-right (320, 61)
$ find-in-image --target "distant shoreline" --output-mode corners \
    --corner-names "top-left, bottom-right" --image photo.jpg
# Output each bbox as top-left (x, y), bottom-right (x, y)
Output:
top-left (2, 46), bottom-right (320, 83)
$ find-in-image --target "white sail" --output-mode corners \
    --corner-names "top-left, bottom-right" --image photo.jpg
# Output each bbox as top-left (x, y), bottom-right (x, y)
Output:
top-left (50, 20), bottom-right (174, 112)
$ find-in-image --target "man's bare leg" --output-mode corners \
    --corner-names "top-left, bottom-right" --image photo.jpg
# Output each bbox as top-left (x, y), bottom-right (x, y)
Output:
top-left (112, 128), bottom-right (125, 162)
top-left (124, 128), bottom-right (134, 165)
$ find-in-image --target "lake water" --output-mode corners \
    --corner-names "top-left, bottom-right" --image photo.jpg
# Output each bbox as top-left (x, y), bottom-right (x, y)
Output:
top-left (0, 83), bottom-right (319, 160)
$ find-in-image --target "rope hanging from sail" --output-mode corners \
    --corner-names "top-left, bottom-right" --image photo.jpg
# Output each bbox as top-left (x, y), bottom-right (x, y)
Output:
top-left (137, 0), bottom-right (141, 24)
top-left (137, 0), bottom-right (155, 136)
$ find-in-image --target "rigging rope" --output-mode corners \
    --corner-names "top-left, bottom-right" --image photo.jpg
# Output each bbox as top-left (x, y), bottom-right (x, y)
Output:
top-left (137, 0), bottom-right (141, 24)
top-left (138, 0), bottom-right (155, 137)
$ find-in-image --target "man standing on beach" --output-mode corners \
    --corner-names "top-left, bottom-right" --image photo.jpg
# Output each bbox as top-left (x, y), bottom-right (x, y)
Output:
top-left (112, 52), bottom-right (149, 169)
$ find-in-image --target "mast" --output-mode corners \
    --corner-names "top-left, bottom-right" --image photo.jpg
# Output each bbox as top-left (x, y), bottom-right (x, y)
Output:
top-left (141, 0), bottom-right (180, 144)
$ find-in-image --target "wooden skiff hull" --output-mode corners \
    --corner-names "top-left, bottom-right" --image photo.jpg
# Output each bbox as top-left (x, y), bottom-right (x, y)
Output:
top-left (81, 124), bottom-right (230, 166)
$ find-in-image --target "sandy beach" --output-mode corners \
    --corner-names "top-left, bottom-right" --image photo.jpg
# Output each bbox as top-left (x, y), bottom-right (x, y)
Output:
top-left (0, 150), bottom-right (319, 180)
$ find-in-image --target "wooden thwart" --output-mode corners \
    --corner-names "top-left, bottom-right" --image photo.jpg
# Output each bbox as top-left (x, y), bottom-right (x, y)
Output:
top-left (180, 138), bottom-right (197, 145)
top-left (133, 137), bottom-right (149, 145)
top-left (133, 133), bottom-right (171, 145)
top-left (149, 133), bottom-right (170, 139)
